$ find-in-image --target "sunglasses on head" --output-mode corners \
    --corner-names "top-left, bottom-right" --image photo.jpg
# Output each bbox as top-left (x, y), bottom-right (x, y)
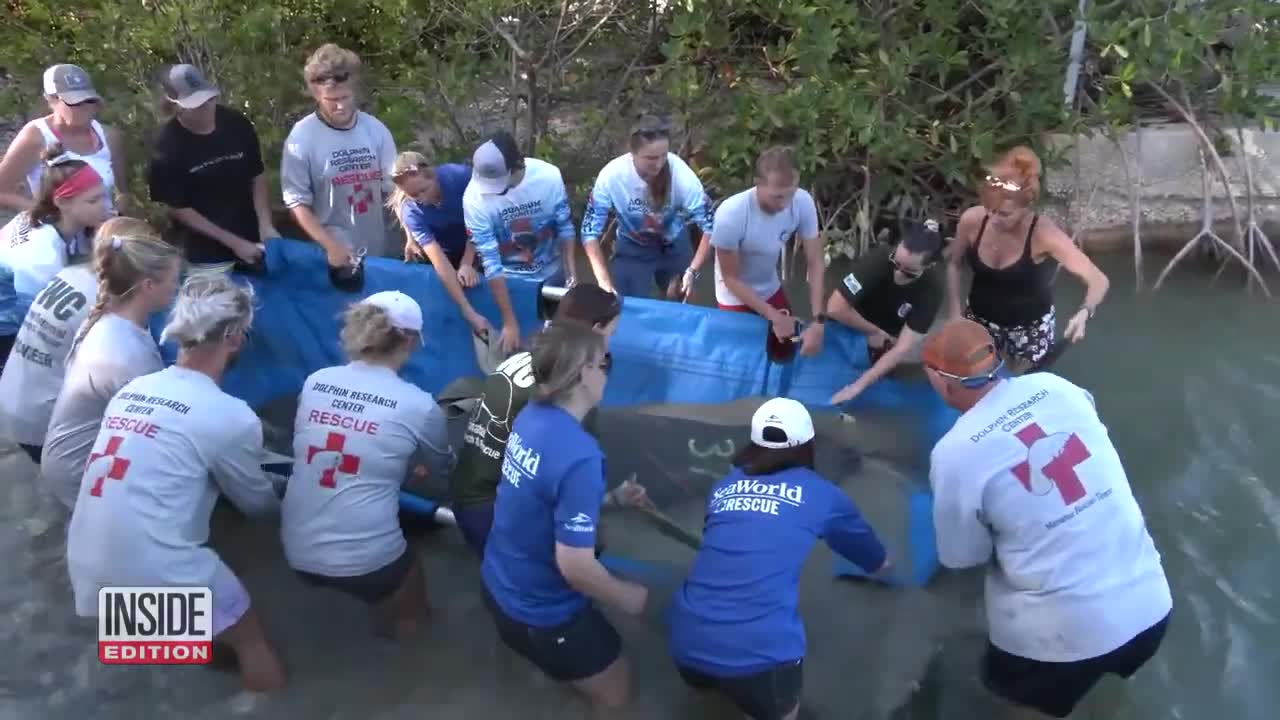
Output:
top-left (927, 352), bottom-right (1004, 389)
top-left (985, 174), bottom-right (1022, 192)
top-left (632, 127), bottom-right (670, 142)
top-left (310, 71), bottom-right (351, 85)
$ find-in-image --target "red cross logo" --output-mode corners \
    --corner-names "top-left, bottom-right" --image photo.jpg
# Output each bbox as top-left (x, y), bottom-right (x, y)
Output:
top-left (306, 431), bottom-right (361, 488)
top-left (348, 184), bottom-right (372, 215)
top-left (1011, 423), bottom-right (1092, 505)
top-left (87, 435), bottom-right (131, 497)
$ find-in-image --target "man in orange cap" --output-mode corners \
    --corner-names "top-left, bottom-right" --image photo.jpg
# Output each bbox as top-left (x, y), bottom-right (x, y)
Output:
top-left (922, 319), bottom-right (1172, 719)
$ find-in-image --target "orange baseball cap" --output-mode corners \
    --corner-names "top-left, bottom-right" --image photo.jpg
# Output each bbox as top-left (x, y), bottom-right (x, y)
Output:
top-left (922, 319), bottom-right (999, 378)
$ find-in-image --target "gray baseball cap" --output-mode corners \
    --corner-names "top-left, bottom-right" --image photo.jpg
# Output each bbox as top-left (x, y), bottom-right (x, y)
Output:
top-left (471, 140), bottom-right (511, 194)
top-left (43, 64), bottom-right (100, 105)
top-left (162, 64), bottom-right (220, 110)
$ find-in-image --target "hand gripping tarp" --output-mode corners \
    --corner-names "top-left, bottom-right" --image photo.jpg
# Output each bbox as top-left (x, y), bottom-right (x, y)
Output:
top-left (157, 238), bottom-right (957, 586)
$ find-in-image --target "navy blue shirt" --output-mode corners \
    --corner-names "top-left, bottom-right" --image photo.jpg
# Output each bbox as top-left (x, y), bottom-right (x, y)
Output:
top-left (399, 163), bottom-right (471, 266)
top-left (481, 401), bottom-right (606, 627)
top-left (667, 466), bottom-right (887, 676)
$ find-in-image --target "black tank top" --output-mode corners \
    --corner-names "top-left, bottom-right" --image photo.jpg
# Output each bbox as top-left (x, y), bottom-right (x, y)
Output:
top-left (965, 214), bottom-right (1056, 326)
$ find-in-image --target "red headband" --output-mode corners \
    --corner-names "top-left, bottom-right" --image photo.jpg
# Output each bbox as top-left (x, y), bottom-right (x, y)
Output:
top-left (53, 164), bottom-right (103, 200)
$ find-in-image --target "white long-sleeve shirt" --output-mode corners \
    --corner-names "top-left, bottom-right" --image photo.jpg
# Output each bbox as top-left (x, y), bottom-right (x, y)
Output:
top-left (0, 264), bottom-right (96, 445)
top-left (66, 365), bottom-right (280, 617)
top-left (930, 372), bottom-right (1172, 662)
top-left (281, 361), bottom-right (454, 576)
top-left (42, 313), bottom-right (163, 509)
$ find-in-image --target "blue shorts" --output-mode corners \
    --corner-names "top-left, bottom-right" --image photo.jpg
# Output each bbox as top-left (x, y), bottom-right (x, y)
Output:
top-left (610, 230), bottom-right (693, 299)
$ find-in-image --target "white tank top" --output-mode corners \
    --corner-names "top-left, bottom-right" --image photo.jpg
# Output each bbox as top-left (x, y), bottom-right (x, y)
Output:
top-left (25, 118), bottom-right (116, 214)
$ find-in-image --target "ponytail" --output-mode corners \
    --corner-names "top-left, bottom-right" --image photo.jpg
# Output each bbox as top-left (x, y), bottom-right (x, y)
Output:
top-left (69, 218), bottom-right (179, 357)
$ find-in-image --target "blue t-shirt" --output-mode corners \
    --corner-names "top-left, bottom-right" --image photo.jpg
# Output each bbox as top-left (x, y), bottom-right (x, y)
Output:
top-left (481, 401), bottom-right (606, 627)
top-left (399, 163), bottom-right (471, 265)
top-left (667, 465), bottom-right (887, 676)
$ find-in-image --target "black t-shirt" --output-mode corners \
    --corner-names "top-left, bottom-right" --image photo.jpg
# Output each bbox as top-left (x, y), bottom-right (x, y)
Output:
top-left (147, 105), bottom-right (266, 263)
top-left (828, 245), bottom-right (942, 336)
top-left (450, 351), bottom-right (600, 508)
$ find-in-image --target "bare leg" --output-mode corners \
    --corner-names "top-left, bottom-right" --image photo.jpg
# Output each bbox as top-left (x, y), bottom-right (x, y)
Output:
top-left (570, 655), bottom-right (632, 719)
top-left (215, 607), bottom-right (286, 691)
top-left (378, 555), bottom-right (429, 641)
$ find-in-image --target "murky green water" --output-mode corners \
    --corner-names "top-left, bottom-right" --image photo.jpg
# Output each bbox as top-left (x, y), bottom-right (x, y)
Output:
top-left (1, 250), bottom-right (1274, 719)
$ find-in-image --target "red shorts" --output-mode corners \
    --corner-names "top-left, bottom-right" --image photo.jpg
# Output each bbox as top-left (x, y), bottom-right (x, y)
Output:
top-left (719, 288), bottom-right (796, 362)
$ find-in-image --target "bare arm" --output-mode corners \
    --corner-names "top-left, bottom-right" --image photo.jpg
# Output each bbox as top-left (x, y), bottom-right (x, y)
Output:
top-left (487, 274), bottom-right (519, 330)
top-left (422, 240), bottom-right (481, 320)
top-left (556, 543), bottom-right (646, 612)
top-left (835, 327), bottom-right (923, 398)
top-left (104, 126), bottom-right (128, 210)
top-left (252, 173), bottom-right (275, 234)
top-left (289, 205), bottom-right (345, 256)
top-left (1040, 220), bottom-right (1109, 311)
top-left (803, 233), bottom-right (825, 317)
top-left (0, 125), bottom-right (41, 212)
top-left (688, 228), bottom-right (712, 273)
top-left (947, 209), bottom-right (981, 318)
top-left (826, 290), bottom-right (883, 337)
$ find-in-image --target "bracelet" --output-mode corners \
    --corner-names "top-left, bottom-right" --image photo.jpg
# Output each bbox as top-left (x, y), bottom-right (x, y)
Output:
top-left (684, 268), bottom-right (700, 280)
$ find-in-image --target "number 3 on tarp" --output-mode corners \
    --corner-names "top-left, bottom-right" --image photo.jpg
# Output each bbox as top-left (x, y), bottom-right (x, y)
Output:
top-left (688, 438), bottom-right (734, 460)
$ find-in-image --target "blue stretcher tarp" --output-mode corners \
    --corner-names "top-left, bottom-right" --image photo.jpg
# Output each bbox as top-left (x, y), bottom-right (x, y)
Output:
top-left (159, 238), bottom-right (957, 586)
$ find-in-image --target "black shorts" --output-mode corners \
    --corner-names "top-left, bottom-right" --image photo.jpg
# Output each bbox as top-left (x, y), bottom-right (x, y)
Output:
top-left (18, 444), bottom-right (41, 464)
top-left (482, 587), bottom-right (622, 683)
top-left (677, 659), bottom-right (803, 720)
top-left (295, 547), bottom-right (414, 605)
top-left (982, 612), bottom-right (1171, 718)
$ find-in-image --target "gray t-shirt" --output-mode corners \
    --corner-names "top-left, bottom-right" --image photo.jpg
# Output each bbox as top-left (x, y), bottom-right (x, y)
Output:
top-left (41, 313), bottom-right (163, 510)
top-left (282, 362), bottom-right (453, 577)
top-left (710, 187), bottom-right (819, 306)
top-left (0, 265), bottom-right (97, 445)
top-left (280, 111), bottom-right (398, 258)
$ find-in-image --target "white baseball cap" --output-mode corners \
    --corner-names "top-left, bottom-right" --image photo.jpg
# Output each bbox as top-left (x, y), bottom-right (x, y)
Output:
top-left (471, 140), bottom-right (511, 194)
top-left (750, 398), bottom-right (815, 449)
top-left (361, 291), bottom-right (424, 344)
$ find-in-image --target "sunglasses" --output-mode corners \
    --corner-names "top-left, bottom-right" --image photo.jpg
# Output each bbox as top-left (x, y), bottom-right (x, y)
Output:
top-left (391, 164), bottom-right (428, 179)
top-left (889, 255), bottom-right (926, 280)
top-left (927, 355), bottom-right (1004, 389)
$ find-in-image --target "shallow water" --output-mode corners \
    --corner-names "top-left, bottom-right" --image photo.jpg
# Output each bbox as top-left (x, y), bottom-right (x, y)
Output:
top-left (1, 253), bottom-right (1276, 719)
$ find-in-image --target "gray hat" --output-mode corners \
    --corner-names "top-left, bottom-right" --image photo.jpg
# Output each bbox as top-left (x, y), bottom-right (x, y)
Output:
top-left (162, 64), bottom-right (220, 110)
top-left (43, 64), bottom-right (100, 105)
top-left (471, 140), bottom-right (511, 194)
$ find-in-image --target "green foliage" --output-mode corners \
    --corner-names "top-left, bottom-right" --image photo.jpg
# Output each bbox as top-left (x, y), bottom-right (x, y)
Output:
top-left (1, 0), bottom-right (1277, 240)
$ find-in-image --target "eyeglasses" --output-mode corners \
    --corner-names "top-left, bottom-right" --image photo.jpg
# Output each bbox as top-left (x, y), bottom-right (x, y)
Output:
top-left (889, 255), bottom-right (925, 280)
top-left (926, 354), bottom-right (1004, 389)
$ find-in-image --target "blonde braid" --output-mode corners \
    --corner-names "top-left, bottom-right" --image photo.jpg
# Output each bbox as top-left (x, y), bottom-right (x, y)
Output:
top-left (69, 272), bottom-right (112, 360)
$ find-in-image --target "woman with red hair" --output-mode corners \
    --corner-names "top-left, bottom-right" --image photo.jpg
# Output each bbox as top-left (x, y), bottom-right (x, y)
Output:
top-left (947, 146), bottom-right (1109, 369)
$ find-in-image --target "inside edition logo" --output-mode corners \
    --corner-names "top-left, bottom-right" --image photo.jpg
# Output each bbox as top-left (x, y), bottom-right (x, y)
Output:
top-left (98, 587), bottom-right (213, 664)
